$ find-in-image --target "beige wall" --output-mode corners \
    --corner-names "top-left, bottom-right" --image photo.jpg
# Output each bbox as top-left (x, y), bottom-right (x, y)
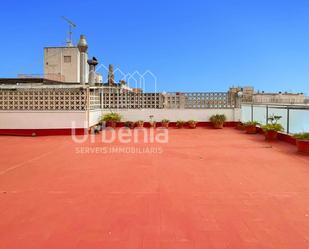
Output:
top-left (0, 108), bottom-right (240, 131)
top-left (44, 47), bottom-right (80, 83)
top-left (0, 111), bottom-right (87, 129)
top-left (101, 109), bottom-right (240, 122)
top-left (88, 110), bottom-right (102, 127)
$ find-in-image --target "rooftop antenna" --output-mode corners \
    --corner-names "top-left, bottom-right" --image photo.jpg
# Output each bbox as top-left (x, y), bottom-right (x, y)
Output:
top-left (61, 16), bottom-right (76, 47)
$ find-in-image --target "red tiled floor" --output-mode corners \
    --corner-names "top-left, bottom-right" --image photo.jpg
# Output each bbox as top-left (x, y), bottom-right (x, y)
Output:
top-left (0, 128), bottom-right (309, 249)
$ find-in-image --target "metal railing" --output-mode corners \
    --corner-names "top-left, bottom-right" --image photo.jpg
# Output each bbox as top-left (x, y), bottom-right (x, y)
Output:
top-left (241, 103), bottom-right (309, 134)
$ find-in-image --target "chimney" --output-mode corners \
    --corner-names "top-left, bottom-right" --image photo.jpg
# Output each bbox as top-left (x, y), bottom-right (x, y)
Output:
top-left (77, 35), bottom-right (88, 84)
top-left (87, 57), bottom-right (98, 85)
top-left (108, 64), bottom-right (115, 86)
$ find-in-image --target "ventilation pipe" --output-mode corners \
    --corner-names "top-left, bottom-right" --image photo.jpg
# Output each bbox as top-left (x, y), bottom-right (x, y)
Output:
top-left (87, 57), bottom-right (98, 85)
top-left (77, 35), bottom-right (88, 84)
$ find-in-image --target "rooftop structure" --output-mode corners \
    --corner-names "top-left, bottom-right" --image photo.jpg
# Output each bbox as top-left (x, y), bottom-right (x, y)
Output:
top-left (44, 35), bottom-right (92, 83)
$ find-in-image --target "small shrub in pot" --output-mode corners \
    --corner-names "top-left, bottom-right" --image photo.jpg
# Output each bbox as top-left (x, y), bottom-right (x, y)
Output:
top-left (176, 120), bottom-right (185, 128)
top-left (135, 120), bottom-right (144, 128)
top-left (244, 121), bottom-right (260, 134)
top-left (101, 112), bottom-right (121, 128)
top-left (187, 120), bottom-right (197, 129)
top-left (210, 114), bottom-right (226, 129)
top-left (149, 115), bottom-right (156, 128)
top-left (294, 132), bottom-right (309, 155)
top-left (161, 119), bottom-right (170, 128)
top-left (124, 121), bottom-right (135, 129)
top-left (261, 115), bottom-right (283, 141)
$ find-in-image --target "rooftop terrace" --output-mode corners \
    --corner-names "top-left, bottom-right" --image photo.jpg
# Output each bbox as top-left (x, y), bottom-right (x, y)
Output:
top-left (1, 128), bottom-right (309, 249)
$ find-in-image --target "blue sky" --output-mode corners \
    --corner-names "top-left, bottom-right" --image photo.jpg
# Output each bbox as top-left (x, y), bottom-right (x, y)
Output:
top-left (1, 0), bottom-right (309, 94)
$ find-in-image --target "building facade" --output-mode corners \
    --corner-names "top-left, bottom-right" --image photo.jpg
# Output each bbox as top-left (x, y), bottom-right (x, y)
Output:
top-left (252, 92), bottom-right (305, 104)
top-left (44, 47), bottom-right (82, 83)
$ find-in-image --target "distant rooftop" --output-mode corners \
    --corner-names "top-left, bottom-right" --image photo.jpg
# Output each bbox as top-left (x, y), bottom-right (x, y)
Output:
top-left (0, 78), bottom-right (88, 89)
top-left (0, 78), bottom-right (65, 85)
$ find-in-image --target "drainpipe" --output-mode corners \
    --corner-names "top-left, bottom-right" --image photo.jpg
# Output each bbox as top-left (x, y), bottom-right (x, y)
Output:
top-left (86, 87), bottom-right (90, 132)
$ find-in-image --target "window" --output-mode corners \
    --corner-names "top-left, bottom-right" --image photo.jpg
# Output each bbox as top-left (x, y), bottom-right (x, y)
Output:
top-left (64, 56), bottom-right (71, 63)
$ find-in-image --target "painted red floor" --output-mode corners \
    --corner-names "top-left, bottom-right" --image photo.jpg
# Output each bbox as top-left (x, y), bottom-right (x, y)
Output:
top-left (1, 128), bottom-right (309, 249)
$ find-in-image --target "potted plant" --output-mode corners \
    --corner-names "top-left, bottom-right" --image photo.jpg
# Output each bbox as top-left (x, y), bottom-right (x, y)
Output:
top-left (101, 112), bottom-right (121, 128)
top-left (294, 133), bottom-right (309, 155)
top-left (176, 120), bottom-right (185, 129)
top-left (135, 120), bottom-right (144, 128)
top-left (244, 121), bottom-right (260, 134)
top-left (161, 119), bottom-right (170, 128)
top-left (187, 120), bottom-right (197, 129)
top-left (149, 115), bottom-right (156, 128)
top-left (210, 114), bottom-right (226, 129)
top-left (236, 122), bottom-right (245, 131)
top-left (124, 121), bottom-right (135, 129)
top-left (261, 115), bottom-right (284, 141)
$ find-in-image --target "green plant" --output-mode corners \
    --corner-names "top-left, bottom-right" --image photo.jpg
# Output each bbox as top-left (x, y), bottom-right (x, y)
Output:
top-left (148, 115), bottom-right (156, 127)
top-left (244, 121), bottom-right (260, 127)
top-left (210, 114), bottom-right (226, 125)
top-left (101, 112), bottom-right (121, 122)
top-left (268, 115), bottom-right (282, 125)
top-left (294, 132), bottom-right (309, 140)
top-left (262, 123), bottom-right (284, 132)
top-left (176, 120), bottom-right (185, 128)
top-left (187, 120), bottom-right (197, 125)
top-left (187, 120), bottom-right (197, 129)
top-left (161, 119), bottom-right (169, 128)
top-left (124, 121), bottom-right (134, 128)
top-left (176, 120), bottom-right (185, 125)
top-left (261, 115), bottom-right (284, 132)
top-left (135, 120), bottom-right (144, 127)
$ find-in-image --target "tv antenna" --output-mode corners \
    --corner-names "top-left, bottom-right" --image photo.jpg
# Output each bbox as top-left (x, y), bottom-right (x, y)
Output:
top-left (62, 16), bottom-right (76, 47)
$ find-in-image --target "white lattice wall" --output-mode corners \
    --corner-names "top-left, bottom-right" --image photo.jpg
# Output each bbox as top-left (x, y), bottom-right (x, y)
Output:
top-left (0, 88), bottom-right (87, 111)
top-left (89, 89), bottom-right (101, 110)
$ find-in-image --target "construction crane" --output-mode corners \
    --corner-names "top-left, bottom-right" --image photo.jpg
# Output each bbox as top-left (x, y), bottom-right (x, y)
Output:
top-left (62, 16), bottom-right (76, 47)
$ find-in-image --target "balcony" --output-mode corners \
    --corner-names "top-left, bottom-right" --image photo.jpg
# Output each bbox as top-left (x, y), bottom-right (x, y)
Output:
top-left (0, 127), bottom-right (309, 248)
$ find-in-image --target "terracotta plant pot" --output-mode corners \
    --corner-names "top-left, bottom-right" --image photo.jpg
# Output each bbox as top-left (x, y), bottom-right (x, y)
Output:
top-left (107, 121), bottom-right (117, 128)
top-left (188, 123), bottom-right (197, 129)
top-left (236, 123), bottom-right (245, 131)
top-left (135, 122), bottom-right (144, 128)
top-left (176, 123), bottom-right (184, 129)
top-left (149, 122), bottom-right (156, 128)
top-left (124, 122), bottom-right (135, 129)
top-left (264, 130), bottom-right (278, 141)
top-left (245, 125), bottom-right (257, 134)
top-left (213, 123), bottom-right (224, 129)
top-left (161, 122), bottom-right (169, 128)
top-left (296, 140), bottom-right (309, 155)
